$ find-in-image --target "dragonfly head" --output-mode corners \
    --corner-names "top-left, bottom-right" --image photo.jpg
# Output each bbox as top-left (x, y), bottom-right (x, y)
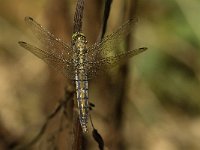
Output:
top-left (72, 32), bottom-right (87, 51)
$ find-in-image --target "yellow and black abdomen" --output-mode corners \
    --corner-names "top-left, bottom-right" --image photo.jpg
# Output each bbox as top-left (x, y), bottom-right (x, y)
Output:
top-left (75, 73), bottom-right (89, 132)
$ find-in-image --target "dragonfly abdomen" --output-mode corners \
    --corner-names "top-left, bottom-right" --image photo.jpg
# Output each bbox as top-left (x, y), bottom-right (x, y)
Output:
top-left (75, 73), bottom-right (89, 132)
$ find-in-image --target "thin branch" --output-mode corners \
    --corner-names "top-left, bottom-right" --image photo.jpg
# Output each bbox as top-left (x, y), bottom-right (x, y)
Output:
top-left (72, 115), bottom-right (83, 150)
top-left (73, 0), bottom-right (85, 33)
top-left (89, 1), bottom-right (113, 149)
top-left (97, 0), bottom-right (113, 42)
top-left (14, 101), bottom-right (63, 150)
top-left (14, 91), bottom-right (74, 150)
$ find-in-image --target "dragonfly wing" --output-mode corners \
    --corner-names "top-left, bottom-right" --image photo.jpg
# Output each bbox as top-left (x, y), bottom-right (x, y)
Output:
top-left (87, 18), bottom-right (138, 60)
top-left (87, 47), bottom-right (147, 79)
top-left (98, 47), bottom-right (147, 67)
top-left (19, 41), bottom-right (75, 79)
top-left (24, 16), bottom-right (73, 61)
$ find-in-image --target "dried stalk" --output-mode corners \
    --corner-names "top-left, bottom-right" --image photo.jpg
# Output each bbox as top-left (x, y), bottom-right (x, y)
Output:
top-left (73, 0), bottom-right (85, 33)
top-left (72, 0), bottom-right (85, 150)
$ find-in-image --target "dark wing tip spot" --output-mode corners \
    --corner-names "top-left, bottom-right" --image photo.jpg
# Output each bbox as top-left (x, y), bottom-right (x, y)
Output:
top-left (25, 16), bottom-right (33, 21)
top-left (18, 41), bottom-right (27, 46)
top-left (140, 47), bottom-right (148, 51)
top-left (129, 17), bottom-right (139, 22)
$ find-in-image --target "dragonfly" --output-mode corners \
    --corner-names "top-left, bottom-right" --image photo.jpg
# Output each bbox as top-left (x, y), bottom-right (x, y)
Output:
top-left (18, 16), bottom-right (147, 133)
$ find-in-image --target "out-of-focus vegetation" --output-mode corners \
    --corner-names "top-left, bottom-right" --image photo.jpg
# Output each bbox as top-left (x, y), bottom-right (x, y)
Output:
top-left (0, 0), bottom-right (200, 150)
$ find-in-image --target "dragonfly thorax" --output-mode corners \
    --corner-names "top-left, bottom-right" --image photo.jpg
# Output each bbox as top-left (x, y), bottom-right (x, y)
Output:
top-left (72, 32), bottom-right (88, 73)
top-left (72, 32), bottom-right (87, 54)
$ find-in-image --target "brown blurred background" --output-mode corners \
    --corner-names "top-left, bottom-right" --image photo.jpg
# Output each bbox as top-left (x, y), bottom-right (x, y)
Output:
top-left (0, 0), bottom-right (200, 150)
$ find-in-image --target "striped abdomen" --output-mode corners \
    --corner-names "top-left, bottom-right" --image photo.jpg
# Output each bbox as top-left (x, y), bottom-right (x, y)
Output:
top-left (75, 73), bottom-right (89, 132)
top-left (72, 32), bottom-right (89, 132)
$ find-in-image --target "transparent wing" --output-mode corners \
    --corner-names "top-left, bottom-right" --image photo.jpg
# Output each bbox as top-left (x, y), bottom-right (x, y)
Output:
top-left (87, 47), bottom-right (147, 79)
top-left (87, 18), bottom-right (138, 61)
top-left (24, 16), bottom-right (73, 61)
top-left (18, 41), bottom-right (75, 79)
